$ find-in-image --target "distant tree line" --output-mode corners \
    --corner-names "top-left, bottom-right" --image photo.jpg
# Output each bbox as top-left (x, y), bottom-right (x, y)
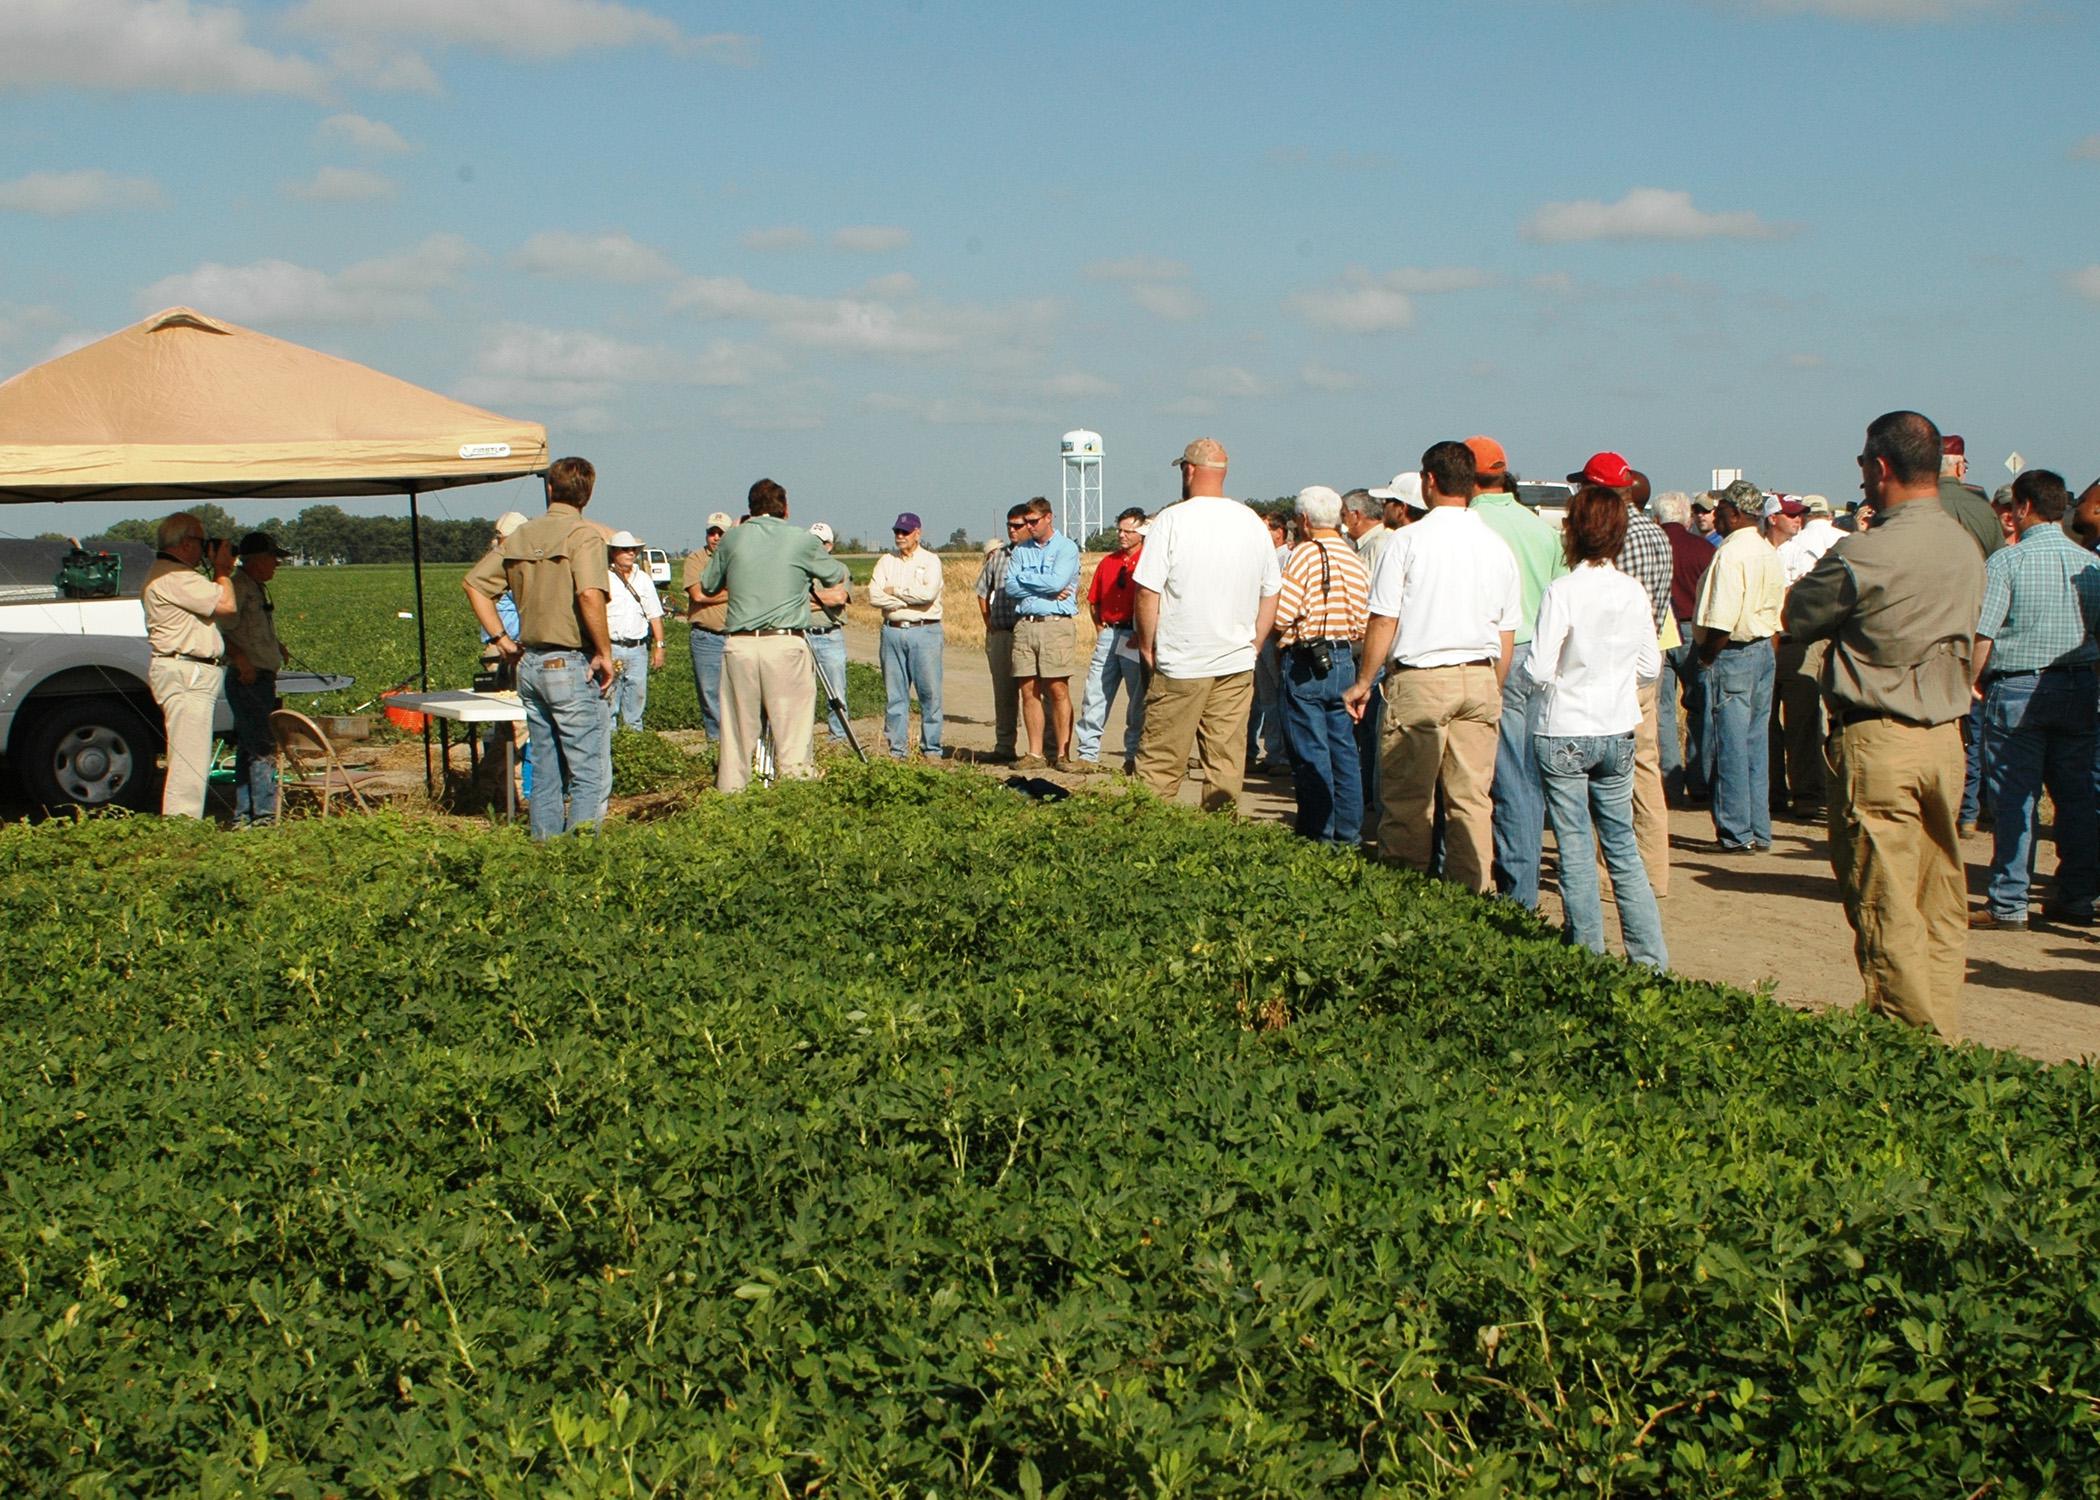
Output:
top-left (72, 504), bottom-right (500, 564)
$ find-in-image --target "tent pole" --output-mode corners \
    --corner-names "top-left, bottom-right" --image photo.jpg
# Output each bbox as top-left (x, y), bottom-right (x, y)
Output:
top-left (410, 487), bottom-right (434, 795)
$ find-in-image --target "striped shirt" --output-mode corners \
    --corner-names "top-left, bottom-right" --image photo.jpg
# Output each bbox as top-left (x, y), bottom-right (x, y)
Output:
top-left (1976, 522), bottom-right (2100, 674)
top-left (1275, 535), bottom-right (1370, 646)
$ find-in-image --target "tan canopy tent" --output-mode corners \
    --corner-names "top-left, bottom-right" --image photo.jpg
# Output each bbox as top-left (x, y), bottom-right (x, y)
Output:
top-left (0, 306), bottom-right (549, 689)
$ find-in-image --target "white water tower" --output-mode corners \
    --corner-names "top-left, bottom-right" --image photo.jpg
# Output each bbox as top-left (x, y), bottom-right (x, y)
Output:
top-left (1061, 429), bottom-right (1104, 546)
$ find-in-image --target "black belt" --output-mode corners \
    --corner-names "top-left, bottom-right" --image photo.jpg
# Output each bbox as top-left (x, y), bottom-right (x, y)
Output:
top-left (520, 642), bottom-right (577, 653)
top-left (1294, 638), bottom-right (1354, 648)
top-left (691, 625), bottom-right (725, 635)
top-left (1835, 705), bottom-right (1930, 729)
top-left (885, 619), bottom-right (938, 628)
top-left (808, 625), bottom-right (840, 635)
top-left (727, 627), bottom-right (805, 637)
top-left (612, 636), bottom-right (650, 648)
top-left (1721, 636), bottom-right (1773, 650)
top-left (154, 650), bottom-right (223, 666)
top-left (1989, 662), bottom-right (2098, 680)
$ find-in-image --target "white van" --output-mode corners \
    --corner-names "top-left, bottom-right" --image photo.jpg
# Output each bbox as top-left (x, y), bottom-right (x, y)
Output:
top-left (645, 547), bottom-right (671, 587)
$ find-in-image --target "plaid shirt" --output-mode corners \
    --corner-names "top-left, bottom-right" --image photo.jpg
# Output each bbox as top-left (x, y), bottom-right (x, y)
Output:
top-left (1617, 506), bottom-right (1674, 635)
top-left (975, 542), bottom-right (1018, 631)
top-left (1977, 522), bottom-right (2100, 674)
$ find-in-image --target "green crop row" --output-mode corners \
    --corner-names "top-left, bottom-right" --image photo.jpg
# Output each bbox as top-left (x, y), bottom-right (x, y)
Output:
top-left (2, 765), bottom-right (2096, 1495)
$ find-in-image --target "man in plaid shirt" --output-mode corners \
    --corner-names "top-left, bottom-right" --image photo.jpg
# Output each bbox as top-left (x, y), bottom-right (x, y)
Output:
top-left (973, 502), bottom-right (1029, 762)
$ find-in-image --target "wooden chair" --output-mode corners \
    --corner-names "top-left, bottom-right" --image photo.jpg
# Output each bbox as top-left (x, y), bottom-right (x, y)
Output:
top-left (269, 708), bottom-right (378, 817)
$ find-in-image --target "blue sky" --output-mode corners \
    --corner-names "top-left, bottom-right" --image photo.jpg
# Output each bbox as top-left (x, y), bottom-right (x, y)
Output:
top-left (2, 0), bottom-right (2096, 548)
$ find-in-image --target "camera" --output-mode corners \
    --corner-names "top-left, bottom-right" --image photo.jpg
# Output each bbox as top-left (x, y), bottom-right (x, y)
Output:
top-left (1290, 641), bottom-right (1331, 679)
top-left (203, 537), bottom-right (225, 551)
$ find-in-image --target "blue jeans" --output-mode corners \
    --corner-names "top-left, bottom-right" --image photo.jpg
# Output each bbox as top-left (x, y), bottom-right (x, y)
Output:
top-left (1538, 732), bottom-right (1668, 969)
top-left (879, 622), bottom-right (944, 758)
top-left (1076, 624), bottom-right (1145, 762)
top-left (227, 671), bottom-right (278, 826)
top-left (1248, 636), bottom-right (1289, 764)
top-left (519, 648), bottom-right (610, 840)
top-left (1982, 670), bottom-right (2099, 920)
top-left (688, 628), bottom-right (725, 739)
top-left (1961, 695), bottom-right (1990, 826)
top-left (1660, 639), bottom-right (1706, 799)
top-left (1281, 641), bottom-right (1362, 844)
top-left (809, 628), bottom-right (849, 740)
top-left (610, 642), bottom-right (650, 730)
top-left (1704, 642), bottom-right (1774, 849)
top-left (1491, 640), bottom-right (1545, 907)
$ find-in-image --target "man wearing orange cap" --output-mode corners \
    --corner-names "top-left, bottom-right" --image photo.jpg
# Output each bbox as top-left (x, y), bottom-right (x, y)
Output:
top-left (1468, 435), bottom-right (1565, 907)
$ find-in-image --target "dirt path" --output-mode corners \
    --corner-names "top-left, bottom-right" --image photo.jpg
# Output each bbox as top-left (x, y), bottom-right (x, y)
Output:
top-left (841, 624), bottom-right (2099, 1065)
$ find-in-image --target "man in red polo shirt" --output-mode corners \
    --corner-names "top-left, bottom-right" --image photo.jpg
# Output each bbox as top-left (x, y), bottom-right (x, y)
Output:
top-left (1075, 506), bottom-right (1149, 771)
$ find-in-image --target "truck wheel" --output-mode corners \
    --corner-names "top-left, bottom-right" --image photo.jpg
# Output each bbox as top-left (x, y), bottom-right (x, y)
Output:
top-left (18, 697), bottom-right (161, 812)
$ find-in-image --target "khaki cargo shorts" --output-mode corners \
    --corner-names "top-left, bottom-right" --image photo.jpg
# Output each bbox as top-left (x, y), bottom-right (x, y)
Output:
top-left (1011, 614), bottom-right (1075, 677)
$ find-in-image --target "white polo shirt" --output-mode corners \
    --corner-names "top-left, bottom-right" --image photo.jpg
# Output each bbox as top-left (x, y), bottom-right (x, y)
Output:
top-left (1365, 505), bottom-right (1522, 667)
top-left (1131, 495), bottom-right (1282, 678)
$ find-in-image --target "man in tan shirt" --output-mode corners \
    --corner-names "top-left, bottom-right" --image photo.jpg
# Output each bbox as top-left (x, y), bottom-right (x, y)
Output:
top-left (142, 512), bottom-right (237, 818)
top-left (224, 531), bottom-right (291, 826)
top-left (1692, 479), bottom-right (1786, 853)
top-left (465, 456), bottom-right (612, 840)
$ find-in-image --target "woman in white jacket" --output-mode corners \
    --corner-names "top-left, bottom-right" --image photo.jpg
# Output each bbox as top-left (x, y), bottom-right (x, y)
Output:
top-left (1526, 486), bottom-right (1667, 968)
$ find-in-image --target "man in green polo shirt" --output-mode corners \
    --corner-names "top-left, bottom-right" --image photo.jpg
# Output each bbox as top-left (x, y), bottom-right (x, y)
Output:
top-left (698, 478), bottom-right (850, 793)
top-left (1467, 434), bottom-right (1567, 908)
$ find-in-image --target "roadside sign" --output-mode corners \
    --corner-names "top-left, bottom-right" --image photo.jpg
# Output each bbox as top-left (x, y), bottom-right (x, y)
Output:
top-left (2005, 452), bottom-right (2024, 475)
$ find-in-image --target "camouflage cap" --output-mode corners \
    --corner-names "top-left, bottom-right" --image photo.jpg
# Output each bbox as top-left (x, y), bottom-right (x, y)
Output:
top-left (1718, 478), bottom-right (1765, 516)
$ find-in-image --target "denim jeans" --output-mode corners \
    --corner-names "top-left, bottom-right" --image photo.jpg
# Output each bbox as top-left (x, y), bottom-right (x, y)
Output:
top-left (1982, 670), bottom-right (2099, 920)
top-left (519, 648), bottom-right (610, 840)
top-left (226, 671), bottom-right (278, 826)
top-left (1960, 695), bottom-right (1990, 826)
top-left (610, 642), bottom-right (650, 730)
top-left (1537, 732), bottom-right (1668, 969)
top-left (1704, 642), bottom-right (1774, 849)
top-left (1076, 624), bottom-right (1145, 762)
top-left (1491, 640), bottom-right (1545, 908)
top-left (1660, 639), bottom-right (1706, 799)
top-left (1247, 636), bottom-right (1290, 764)
top-left (1281, 641), bottom-right (1362, 844)
top-left (880, 622), bottom-right (944, 758)
top-left (688, 627), bottom-right (725, 739)
top-left (809, 628), bottom-right (849, 740)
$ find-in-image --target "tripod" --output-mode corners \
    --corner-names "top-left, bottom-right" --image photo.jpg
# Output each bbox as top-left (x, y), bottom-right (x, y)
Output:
top-left (754, 633), bottom-right (866, 786)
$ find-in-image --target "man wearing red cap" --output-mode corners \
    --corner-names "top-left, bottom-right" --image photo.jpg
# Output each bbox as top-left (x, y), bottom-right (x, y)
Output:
top-left (1468, 434), bottom-right (1565, 907)
top-left (1938, 436), bottom-right (2007, 562)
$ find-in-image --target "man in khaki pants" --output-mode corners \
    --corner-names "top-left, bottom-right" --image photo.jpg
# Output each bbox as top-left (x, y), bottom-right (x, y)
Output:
top-left (1785, 411), bottom-right (1985, 1039)
top-left (1132, 439), bottom-right (1282, 811)
top-left (1344, 441), bottom-right (1521, 891)
top-left (142, 513), bottom-right (237, 818)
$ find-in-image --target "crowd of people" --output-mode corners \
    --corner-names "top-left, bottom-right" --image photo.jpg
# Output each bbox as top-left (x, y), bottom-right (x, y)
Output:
top-left (142, 410), bottom-right (2100, 1041)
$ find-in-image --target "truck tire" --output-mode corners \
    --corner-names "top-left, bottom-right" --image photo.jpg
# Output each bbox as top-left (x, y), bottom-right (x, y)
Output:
top-left (18, 696), bottom-right (162, 812)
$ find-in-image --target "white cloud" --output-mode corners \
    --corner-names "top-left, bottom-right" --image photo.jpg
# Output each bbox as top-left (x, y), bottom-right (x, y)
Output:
top-left (715, 392), bottom-right (824, 431)
top-left (1522, 187), bottom-right (1785, 243)
top-left (741, 226), bottom-right (810, 252)
top-left (289, 0), bottom-right (755, 62)
top-left (0, 0), bottom-right (328, 96)
top-left (1189, 365), bottom-right (1272, 400)
top-left (1038, 371), bottom-right (1119, 400)
top-left (1084, 257), bottom-right (1190, 283)
top-left (1735, 0), bottom-right (2010, 18)
top-left (1527, 271), bottom-right (1577, 294)
top-left (0, 169), bottom-right (163, 216)
top-left (284, 166), bottom-right (396, 202)
top-left (2068, 266), bottom-right (2100, 303)
top-left (831, 225), bottom-right (912, 254)
top-left (138, 233), bottom-right (479, 325)
top-left (1157, 395), bottom-right (1216, 419)
top-left (859, 271), bottom-right (919, 299)
top-left (1284, 266), bottom-right (1492, 334)
top-left (317, 112), bottom-right (413, 155)
top-left (669, 273), bottom-right (1053, 359)
top-left (327, 42), bottom-right (442, 93)
top-left (2073, 135), bottom-right (2100, 162)
top-left (453, 323), bottom-right (776, 418)
top-left (512, 229), bottom-right (679, 284)
top-left (1129, 284), bottom-right (1205, 322)
top-left (1300, 363), bottom-right (1361, 393)
top-left (860, 392), bottom-right (1032, 426)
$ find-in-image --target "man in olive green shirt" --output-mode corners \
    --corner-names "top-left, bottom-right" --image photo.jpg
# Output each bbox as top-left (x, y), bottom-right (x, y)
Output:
top-left (698, 478), bottom-right (850, 793)
top-left (1786, 411), bottom-right (1985, 1040)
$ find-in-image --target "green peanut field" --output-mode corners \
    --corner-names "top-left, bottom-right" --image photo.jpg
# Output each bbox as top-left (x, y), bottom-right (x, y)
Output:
top-left (3, 764), bottom-right (2096, 1495)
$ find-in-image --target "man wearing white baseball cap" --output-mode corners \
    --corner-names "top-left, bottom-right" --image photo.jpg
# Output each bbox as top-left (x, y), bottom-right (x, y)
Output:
top-left (604, 530), bottom-right (665, 730)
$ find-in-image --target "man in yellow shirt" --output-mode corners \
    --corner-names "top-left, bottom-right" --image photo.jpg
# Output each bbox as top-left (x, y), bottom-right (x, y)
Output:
top-left (1692, 479), bottom-right (1786, 853)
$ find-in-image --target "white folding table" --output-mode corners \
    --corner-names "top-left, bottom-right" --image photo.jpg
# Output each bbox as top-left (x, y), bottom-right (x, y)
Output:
top-left (384, 690), bottom-right (528, 821)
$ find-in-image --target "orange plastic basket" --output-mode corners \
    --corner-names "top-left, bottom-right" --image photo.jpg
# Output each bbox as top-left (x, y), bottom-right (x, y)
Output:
top-left (382, 697), bottom-right (426, 733)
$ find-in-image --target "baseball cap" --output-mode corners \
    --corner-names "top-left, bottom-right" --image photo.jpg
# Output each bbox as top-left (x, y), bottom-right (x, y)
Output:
top-left (808, 521), bottom-right (835, 544)
top-left (1800, 494), bottom-right (1833, 517)
top-left (1691, 494), bottom-right (1717, 513)
top-left (1465, 435), bottom-right (1508, 478)
top-left (1760, 496), bottom-right (1806, 521)
top-left (892, 511), bottom-right (922, 533)
top-left (705, 511), bottom-right (732, 533)
top-left (1172, 437), bottom-right (1228, 470)
top-left (237, 530), bottom-right (290, 557)
top-left (1941, 434), bottom-right (1966, 457)
top-left (1718, 478), bottom-right (1765, 515)
top-left (1567, 452), bottom-right (1634, 488)
top-left (493, 511), bottom-right (529, 538)
top-left (1368, 471), bottom-right (1427, 512)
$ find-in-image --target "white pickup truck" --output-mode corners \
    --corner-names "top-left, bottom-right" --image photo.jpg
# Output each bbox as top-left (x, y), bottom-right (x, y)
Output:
top-left (0, 540), bottom-right (230, 811)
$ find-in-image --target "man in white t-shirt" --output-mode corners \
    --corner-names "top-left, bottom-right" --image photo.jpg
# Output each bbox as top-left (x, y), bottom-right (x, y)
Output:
top-left (1343, 441), bottom-right (1522, 891)
top-left (1131, 438), bottom-right (1282, 811)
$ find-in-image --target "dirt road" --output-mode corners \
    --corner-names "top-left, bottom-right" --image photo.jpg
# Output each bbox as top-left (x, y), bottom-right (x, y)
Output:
top-left (840, 623), bottom-right (2099, 1065)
